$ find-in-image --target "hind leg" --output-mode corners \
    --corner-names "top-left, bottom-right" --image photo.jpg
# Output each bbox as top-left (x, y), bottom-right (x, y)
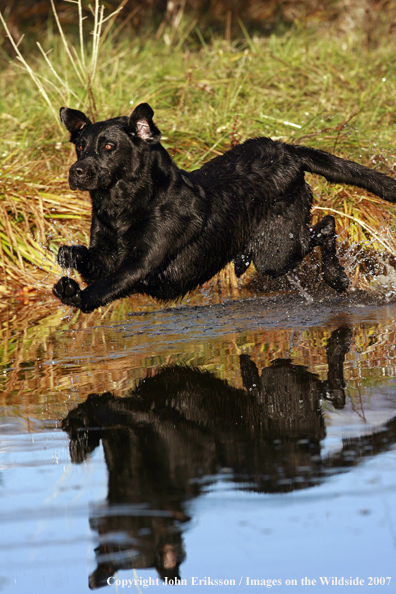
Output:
top-left (243, 214), bottom-right (349, 292)
top-left (310, 215), bottom-right (349, 292)
top-left (233, 253), bottom-right (252, 278)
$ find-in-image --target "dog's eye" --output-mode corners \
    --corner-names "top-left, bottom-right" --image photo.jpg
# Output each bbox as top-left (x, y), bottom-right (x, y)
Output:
top-left (78, 144), bottom-right (83, 152)
top-left (104, 143), bottom-right (114, 150)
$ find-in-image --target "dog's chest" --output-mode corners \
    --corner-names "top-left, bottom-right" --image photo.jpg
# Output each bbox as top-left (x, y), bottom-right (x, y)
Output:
top-left (93, 197), bottom-right (150, 254)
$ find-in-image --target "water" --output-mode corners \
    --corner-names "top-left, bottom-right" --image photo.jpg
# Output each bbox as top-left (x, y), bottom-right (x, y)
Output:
top-left (1, 290), bottom-right (396, 593)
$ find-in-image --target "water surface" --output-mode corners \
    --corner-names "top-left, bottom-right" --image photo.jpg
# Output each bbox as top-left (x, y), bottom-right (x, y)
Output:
top-left (1, 290), bottom-right (396, 592)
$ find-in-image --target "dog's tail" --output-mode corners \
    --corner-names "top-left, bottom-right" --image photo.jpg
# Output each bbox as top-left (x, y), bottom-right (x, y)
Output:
top-left (293, 144), bottom-right (396, 203)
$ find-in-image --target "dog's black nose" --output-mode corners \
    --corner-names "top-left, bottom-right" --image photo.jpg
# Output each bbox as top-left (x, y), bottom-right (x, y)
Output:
top-left (69, 162), bottom-right (88, 190)
top-left (68, 160), bottom-right (93, 190)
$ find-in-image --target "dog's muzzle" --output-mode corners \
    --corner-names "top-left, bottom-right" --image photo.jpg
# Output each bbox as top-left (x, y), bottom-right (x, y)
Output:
top-left (68, 159), bottom-right (113, 191)
top-left (68, 160), bottom-right (95, 191)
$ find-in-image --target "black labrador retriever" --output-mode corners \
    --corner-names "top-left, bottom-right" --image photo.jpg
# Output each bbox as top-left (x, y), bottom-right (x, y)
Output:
top-left (53, 103), bottom-right (396, 312)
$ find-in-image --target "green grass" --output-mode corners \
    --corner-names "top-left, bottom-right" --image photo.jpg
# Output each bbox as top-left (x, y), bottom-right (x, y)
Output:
top-left (1, 1), bottom-right (396, 303)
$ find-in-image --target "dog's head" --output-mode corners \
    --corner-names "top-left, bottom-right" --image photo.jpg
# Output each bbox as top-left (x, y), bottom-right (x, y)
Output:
top-left (60, 103), bottom-right (161, 191)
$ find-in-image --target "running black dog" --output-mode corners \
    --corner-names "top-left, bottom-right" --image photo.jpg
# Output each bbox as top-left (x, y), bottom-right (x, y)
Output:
top-left (53, 103), bottom-right (396, 312)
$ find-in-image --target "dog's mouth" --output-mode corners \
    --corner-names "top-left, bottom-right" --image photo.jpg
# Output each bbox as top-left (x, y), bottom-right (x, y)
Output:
top-left (69, 179), bottom-right (90, 191)
top-left (69, 177), bottom-right (79, 191)
top-left (68, 160), bottom-right (99, 191)
top-left (68, 173), bottom-right (97, 192)
top-left (68, 170), bottom-right (91, 191)
top-left (68, 166), bottom-right (112, 191)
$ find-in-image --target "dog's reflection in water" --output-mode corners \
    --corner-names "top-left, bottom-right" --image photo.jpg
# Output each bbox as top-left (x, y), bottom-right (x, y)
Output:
top-left (62, 327), bottom-right (396, 588)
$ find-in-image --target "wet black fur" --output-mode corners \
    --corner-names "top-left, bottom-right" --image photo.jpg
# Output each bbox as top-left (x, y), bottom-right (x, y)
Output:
top-left (53, 103), bottom-right (396, 312)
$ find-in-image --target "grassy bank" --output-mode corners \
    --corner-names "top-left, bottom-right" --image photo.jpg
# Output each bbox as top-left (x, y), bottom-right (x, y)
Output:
top-left (1, 1), bottom-right (396, 312)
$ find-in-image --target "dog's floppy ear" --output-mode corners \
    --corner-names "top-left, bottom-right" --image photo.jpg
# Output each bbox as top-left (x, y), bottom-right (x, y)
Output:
top-left (60, 107), bottom-right (92, 142)
top-left (128, 103), bottom-right (161, 143)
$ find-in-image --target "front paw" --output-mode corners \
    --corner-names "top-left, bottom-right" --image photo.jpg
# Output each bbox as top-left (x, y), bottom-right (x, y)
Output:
top-left (57, 245), bottom-right (89, 271)
top-left (53, 276), bottom-right (82, 308)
